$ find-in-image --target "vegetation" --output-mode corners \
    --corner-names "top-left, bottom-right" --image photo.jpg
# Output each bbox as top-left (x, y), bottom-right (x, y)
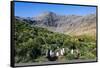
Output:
top-left (15, 19), bottom-right (96, 63)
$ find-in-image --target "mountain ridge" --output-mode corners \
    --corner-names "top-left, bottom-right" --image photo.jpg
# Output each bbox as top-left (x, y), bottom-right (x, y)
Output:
top-left (15, 11), bottom-right (96, 36)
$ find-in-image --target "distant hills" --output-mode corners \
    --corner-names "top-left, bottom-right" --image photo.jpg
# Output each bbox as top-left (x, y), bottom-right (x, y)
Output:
top-left (15, 11), bottom-right (96, 36)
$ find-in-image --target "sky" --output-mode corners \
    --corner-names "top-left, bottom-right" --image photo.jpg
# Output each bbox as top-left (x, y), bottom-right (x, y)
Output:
top-left (14, 2), bottom-right (96, 17)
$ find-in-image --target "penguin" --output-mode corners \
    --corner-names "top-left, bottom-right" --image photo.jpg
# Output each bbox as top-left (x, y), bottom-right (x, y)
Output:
top-left (71, 49), bottom-right (74, 54)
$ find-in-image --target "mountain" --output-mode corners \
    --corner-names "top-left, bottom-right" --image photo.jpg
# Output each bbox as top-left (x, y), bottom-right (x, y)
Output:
top-left (15, 17), bottom-right (96, 63)
top-left (15, 11), bottom-right (96, 36)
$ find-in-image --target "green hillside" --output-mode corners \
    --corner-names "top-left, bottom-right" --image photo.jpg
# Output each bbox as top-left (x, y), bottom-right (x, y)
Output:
top-left (15, 19), bottom-right (96, 63)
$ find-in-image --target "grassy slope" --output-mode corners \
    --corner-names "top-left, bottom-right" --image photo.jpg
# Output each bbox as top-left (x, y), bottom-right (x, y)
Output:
top-left (15, 20), bottom-right (96, 63)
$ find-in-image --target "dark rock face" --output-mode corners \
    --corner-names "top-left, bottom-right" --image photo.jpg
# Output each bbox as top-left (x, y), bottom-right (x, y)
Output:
top-left (15, 11), bottom-right (96, 35)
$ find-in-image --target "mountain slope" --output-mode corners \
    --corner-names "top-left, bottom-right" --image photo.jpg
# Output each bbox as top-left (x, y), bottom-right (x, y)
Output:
top-left (15, 11), bottom-right (96, 36)
top-left (15, 19), bottom-right (96, 63)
